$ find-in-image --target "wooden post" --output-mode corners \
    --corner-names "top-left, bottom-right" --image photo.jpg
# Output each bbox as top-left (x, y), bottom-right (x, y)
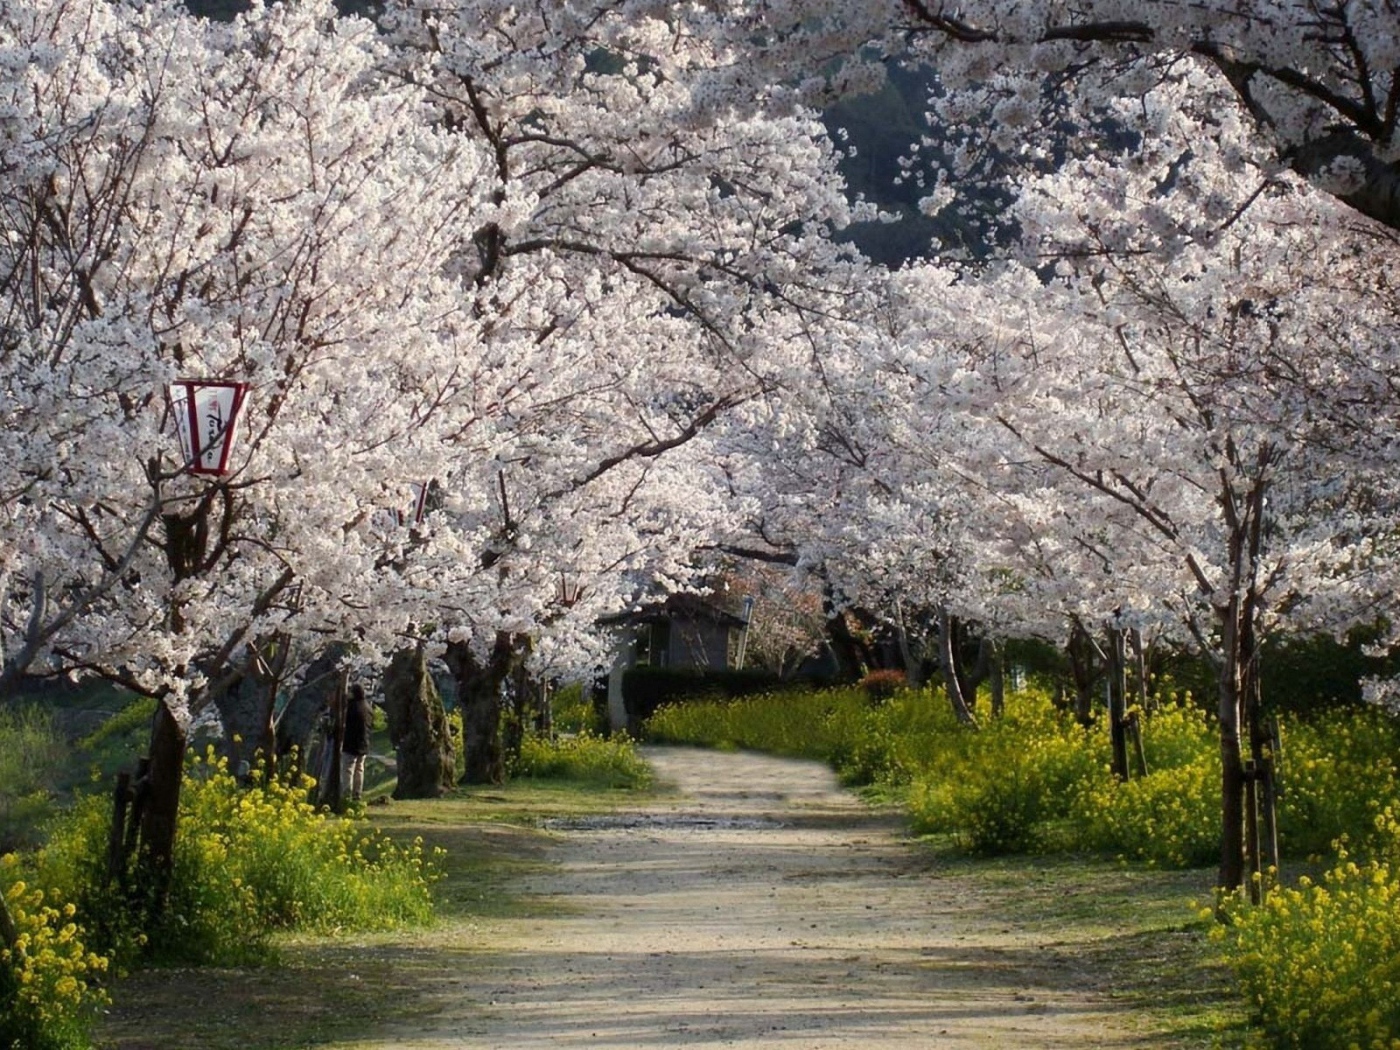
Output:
top-left (124, 758), bottom-right (149, 868)
top-left (323, 670), bottom-right (348, 812)
top-left (1259, 719), bottom-right (1282, 887)
top-left (1129, 712), bottom-right (1149, 779)
top-left (1108, 628), bottom-right (1130, 782)
top-left (1244, 761), bottom-right (1262, 905)
top-left (106, 772), bottom-right (132, 888)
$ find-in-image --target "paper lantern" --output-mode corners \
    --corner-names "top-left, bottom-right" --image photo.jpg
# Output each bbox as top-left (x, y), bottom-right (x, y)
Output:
top-left (168, 380), bottom-right (249, 476)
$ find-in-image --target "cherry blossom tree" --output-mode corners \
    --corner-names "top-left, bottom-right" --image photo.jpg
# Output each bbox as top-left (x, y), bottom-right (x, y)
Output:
top-left (0, 0), bottom-right (494, 884)
top-left (721, 1), bottom-right (1400, 233)
top-left (3, 0), bottom-right (881, 796)
top-left (363, 0), bottom-right (878, 779)
top-left (959, 69), bottom-right (1400, 890)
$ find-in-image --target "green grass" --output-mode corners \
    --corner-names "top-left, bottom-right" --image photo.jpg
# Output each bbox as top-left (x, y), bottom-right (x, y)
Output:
top-left (90, 773), bottom-right (657, 1050)
top-left (0, 705), bottom-right (68, 851)
top-left (905, 848), bottom-right (1244, 1046)
top-left (1, 684), bottom-right (154, 851)
top-left (510, 730), bottom-right (653, 789)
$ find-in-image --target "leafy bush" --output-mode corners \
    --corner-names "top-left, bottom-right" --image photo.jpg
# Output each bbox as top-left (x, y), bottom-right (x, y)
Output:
top-left (622, 667), bottom-right (784, 730)
top-left (511, 731), bottom-right (652, 789)
top-left (1277, 712), bottom-right (1400, 859)
top-left (549, 682), bottom-right (606, 735)
top-left (33, 750), bottom-right (440, 968)
top-left (1137, 703), bottom-right (1217, 772)
top-left (26, 795), bottom-right (147, 968)
top-left (1071, 758), bottom-right (1222, 868)
top-left (74, 697), bottom-right (157, 754)
top-left (647, 683), bottom-right (1400, 875)
top-left (0, 855), bottom-right (110, 1050)
top-left (947, 763), bottom-right (1047, 854)
top-left (857, 669), bottom-right (906, 704)
top-left (1220, 813), bottom-right (1400, 1049)
top-left (906, 698), bottom-right (1103, 853)
top-left (646, 687), bottom-right (851, 758)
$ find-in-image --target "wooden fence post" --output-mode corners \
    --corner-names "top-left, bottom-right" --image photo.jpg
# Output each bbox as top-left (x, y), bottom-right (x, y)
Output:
top-left (106, 772), bottom-right (133, 888)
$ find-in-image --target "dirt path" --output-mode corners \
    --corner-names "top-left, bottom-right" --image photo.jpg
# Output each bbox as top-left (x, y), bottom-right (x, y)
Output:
top-left (372, 746), bottom-right (1172, 1049)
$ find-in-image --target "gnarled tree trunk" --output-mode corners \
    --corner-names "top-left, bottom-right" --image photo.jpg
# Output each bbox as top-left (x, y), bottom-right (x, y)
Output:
top-left (822, 587), bottom-right (868, 683)
top-left (445, 632), bottom-right (520, 785)
top-left (382, 645), bottom-right (455, 798)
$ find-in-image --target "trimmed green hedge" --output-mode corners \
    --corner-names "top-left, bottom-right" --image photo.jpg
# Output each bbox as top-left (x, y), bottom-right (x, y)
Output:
top-left (621, 667), bottom-right (788, 732)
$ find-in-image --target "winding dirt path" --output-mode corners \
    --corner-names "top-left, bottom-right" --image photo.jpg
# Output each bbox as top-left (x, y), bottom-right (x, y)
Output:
top-left (376, 746), bottom-right (1173, 1049)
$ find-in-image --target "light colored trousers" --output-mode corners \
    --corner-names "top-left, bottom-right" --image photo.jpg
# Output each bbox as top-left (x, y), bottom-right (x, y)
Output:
top-left (343, 752), bottom-right (367, 799)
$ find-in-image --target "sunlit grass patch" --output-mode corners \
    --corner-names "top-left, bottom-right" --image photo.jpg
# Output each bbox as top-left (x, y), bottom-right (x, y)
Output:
top-left (511, 730), bottom-right (652, 789)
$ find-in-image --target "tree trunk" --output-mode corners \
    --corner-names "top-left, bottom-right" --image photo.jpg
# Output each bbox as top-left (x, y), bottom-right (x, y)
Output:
top-left (318, 672), bottom-right (347, 813)
top-left (382, 645), bottom-right (455, 798)
top-left (1107, 627), bottom-right (1131, 782)
top-left (1242, 616), bottom-right (1280, 893)
top-left (502, 645), bottom-right (535, 767)
top-left (1066, 622), bottom-right (1097, 729)
top-left (1129, 628), bottom-right (1152, 713)
top-left (1214, 467), bottom-right (1278, 897)
top-left (988, 639), bottom-right (1005, 717)
top-left (537, 680), bottom-right (554, 737)
top-left (893, 603), bottom-right (938, 687)
top-left (1217, 597), bottom-right (1248, 894)
top-left (210, 662), bottom-right (264, 779)
top-left (1127, 628), bottom-right (1150, 777)
top-left (276, 644), bottom-right (350, 769)
top-left (137, 701), bottom-right (187, 919)
top-left (821, 588), bottom-right (867, 683)
top-left (960, 633), bottom-right (998, 717)
top-left (937, 607), bottom-right (979, 727)
top-left (445, 632), bottom-right (519, 785)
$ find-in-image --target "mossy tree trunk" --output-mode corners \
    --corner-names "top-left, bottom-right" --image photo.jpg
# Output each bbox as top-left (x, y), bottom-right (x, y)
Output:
top-left (382, 645), bottom-right (455, 798)
top-left (445, 632), bottom-right (521, 785)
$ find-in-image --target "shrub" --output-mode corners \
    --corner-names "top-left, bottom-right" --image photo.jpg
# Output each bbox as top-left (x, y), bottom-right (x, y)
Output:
top-left (650, 684), bottom-right (1400, 875)
top-left (27, 795), bottom-right (147, 968)
top-left (74, 697), bottom-right (158, 754)
top-left (1071, 758), bottom-right (1222, 868)
top-left (622, 667), bottom-right (784, 731)
top-left (1277, 712), bottom-right (1400, 859)
top-left (0, 854), bottom-right (110, 1050)
top-left (1220, 815), bottom-right (1400, 1049)
top-left (906, 697), bottom-right (1103, 853)
top-left (511, 731), bottom-right (653, 789)
top-left (1137, 703), bottom-right (1217, 772)
top-left (549, 682), bottom-right (605, 735)
top-left (34, 750), bottom-right (439, 968)
top-left (947, 763), bottom-right (1046, 854)
top-left (646, 687), bottom-right (853, 759)
top-left (857, 669), bottom-right (906, 704)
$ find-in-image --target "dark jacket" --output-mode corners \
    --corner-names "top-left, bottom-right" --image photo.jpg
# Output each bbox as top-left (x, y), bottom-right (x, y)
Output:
top-left (343, 687), bottom-right (373, 757)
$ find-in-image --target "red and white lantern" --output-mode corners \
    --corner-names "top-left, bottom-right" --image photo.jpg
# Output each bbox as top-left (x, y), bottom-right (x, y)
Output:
top-left (168, 379), bottom-right (249, 476)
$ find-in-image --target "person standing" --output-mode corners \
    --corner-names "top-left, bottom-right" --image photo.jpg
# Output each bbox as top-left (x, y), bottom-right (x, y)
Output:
top-left (342, 682), bottom-right (373, 802)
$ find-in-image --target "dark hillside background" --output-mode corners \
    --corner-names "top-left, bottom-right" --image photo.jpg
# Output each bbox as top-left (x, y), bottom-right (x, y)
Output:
top-left (181, 0), bottom-right (960, 266)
